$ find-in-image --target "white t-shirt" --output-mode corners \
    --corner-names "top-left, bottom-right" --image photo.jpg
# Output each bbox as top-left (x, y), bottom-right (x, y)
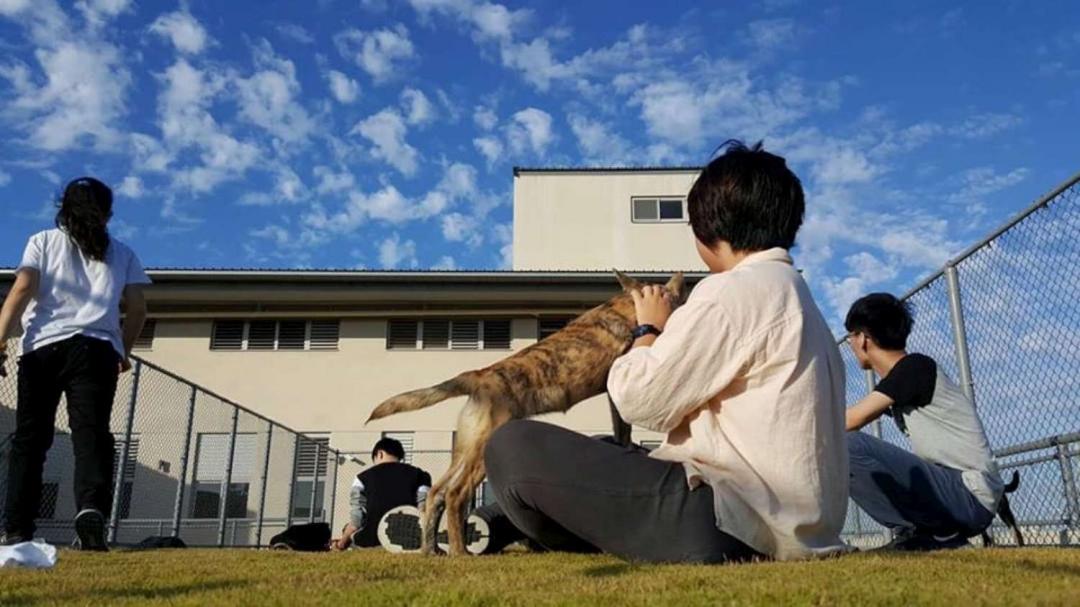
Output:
top-left (17, 228), bottom-right (151, 358)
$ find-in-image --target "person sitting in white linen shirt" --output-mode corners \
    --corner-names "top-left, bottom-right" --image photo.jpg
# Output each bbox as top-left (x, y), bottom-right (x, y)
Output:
top-left (481, 140), bottom-right (851, 563)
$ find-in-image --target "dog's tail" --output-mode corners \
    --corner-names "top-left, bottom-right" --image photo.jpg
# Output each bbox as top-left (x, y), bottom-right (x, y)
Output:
top-left (1004, 470), bottom-right (1020, 493)
top-left (366, 373), bottom-right (476, 423)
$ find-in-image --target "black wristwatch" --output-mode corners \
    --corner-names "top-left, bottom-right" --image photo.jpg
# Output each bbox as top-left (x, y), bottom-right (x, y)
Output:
top-left (631, 324), bottom-right (663, 339)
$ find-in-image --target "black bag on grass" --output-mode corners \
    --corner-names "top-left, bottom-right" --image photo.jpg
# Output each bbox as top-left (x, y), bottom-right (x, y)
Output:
top-left (135, 536), bottom-right (187, 550)
top-left (269, 523), bottom-right (331, 551)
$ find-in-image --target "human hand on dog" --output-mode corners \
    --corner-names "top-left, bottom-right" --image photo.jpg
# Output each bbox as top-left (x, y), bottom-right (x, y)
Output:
top-left (631, 285), bottom-right (672, 330)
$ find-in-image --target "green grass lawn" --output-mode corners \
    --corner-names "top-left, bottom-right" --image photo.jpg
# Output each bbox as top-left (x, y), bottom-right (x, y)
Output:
top-left (1, 547), bottom-right (1078, 606)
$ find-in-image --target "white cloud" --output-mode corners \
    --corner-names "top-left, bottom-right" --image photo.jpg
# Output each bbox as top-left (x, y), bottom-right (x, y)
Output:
top-left (407, 0), bottom-right (529, 42)
top-left (442, 212), bottom-right (483, 247)
top-left (0, 1), bottom-right (131, 151)
top-left (326, 69), bottom-right (360, 104)
top-left (233, 40), bottom-right (314, 143)
top-left (130, 132), bottom-right (171, 172)
top-left (568, 114), bottom-right (632, 164)
top-left (334, 24), bottom-right (415, 83)
top-left (117, 175), bottom-right (143, 198)
top-left (473, 105), bottom-right (497, 130)
top-left (275, 166), bottom-right (304, 202)
top-left (352, 108), bottom-right (419, 175)
top-left (946, 166), bottom-right (1029, 216)
top-left (155, 59), bottom-right (260, 193)
top-left (76, 0), bottom-right (130, 26)
top-left (492, 222), bottom-right (512, 269)
top-left (109, 218), bottom-right (137, 240)
top-left (276, 23), bottom-right (314, 45)
top-left (303, 162), bottom-right (479, 235)
top-left (745, 19), bottom-right (797, 50)
top-left (0, 169), bottom-right (11, 187)
top-left (149, 10), bottom-right (209, 55)
top-left (431, 255), bottom-right (457, 270)
top-left (378, 233), bottom-right (418, 268)
top-left (0, 0), bottom-right (34, 15)
top-left (949, 112), bottom-right (1024, 140)
top-left (400, 88), bottom-right (436, 126)
top-left (473, 136), bottom-right (503, 166)
top-left (312, 166), bottom-right (355, 195)
top-left (506, 107), bottom-right (553, 156)
top-left (815, 148), bottom-right (879, 185)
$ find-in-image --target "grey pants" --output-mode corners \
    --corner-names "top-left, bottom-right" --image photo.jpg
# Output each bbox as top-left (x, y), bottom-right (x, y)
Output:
top-left (483, 420), bottom-right (762, 563)
top-left (848, 432), bottom-right (993, 537)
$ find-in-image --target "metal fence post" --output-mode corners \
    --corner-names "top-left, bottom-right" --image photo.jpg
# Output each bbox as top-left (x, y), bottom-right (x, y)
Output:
top-left (863, 368), bottom-right (882, 439)
top-left (255, 422), bottom-right (273, 546)
top-left (284, 434), bottom-right (300, 528)
top-left (170, 386), bottom-right (197, 537)
top-left (217, 407), bottom-right (239, 547)
top-left (108, 360), bottom-right (141, 544)
top-left (1056, 442), bottom-right (1080, 528)
top-left (308, 439), bottom-right (322, 523)
top-left (945, 264), bottom-right (977, 405)
top-left (328, 450), bottom-right (340, 533)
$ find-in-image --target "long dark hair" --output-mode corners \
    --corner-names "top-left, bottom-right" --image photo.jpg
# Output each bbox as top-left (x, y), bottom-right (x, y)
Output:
top-left (55, 177), bottom-right (113, 262)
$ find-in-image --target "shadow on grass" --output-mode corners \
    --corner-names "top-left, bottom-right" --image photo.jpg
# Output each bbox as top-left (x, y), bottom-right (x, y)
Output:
top-left (582, 563), bottom-right (636, 577)
top-left (2, 579), bottom-right (251, 606)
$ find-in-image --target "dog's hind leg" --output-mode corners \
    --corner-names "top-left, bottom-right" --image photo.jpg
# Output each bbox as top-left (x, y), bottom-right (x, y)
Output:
top-left (444, 450), bottom-right (487, 556)
top-left (442, 398), bottom-right (506, 556)
top-left (421, 456), bottom-right (466, 555)
top-left (608, 393), bottom-right (632, 447)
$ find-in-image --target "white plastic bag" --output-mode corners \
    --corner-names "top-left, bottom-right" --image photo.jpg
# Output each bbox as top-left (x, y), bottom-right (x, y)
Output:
top-left (0, 539), bottom-right (58, 569)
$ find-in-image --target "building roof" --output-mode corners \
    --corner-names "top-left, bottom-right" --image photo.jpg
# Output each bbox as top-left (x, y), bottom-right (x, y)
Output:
top-left (513, 166), bottom-right (703, 176)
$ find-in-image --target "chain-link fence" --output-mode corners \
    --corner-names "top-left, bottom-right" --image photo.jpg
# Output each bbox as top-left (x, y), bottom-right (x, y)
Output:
top-left (0, 352), bottom-right (361, 547)
top-left (841, 170), bottom-right (1080, 547)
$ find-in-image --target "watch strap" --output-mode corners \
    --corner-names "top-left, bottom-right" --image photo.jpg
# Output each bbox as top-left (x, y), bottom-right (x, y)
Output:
top-left (631, 324), bottom-right (662, 339)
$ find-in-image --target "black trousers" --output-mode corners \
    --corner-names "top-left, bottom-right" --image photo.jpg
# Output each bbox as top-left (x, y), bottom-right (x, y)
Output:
top-left (483, 420), bottom-right (762, 563)
top-left (4, 335), bottom-right (120, 537)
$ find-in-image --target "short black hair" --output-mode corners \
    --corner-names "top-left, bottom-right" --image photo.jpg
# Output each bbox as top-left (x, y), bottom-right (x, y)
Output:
top-left (687, 140), bottom-right (805, 251)
top-left (844, 293), bottom-right (913, 350)
top-left (372, 437), bottom-right (405, 461)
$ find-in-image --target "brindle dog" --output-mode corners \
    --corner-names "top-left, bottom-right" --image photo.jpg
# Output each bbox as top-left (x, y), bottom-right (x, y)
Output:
top-left (366, 271), bottom-right (685, 556)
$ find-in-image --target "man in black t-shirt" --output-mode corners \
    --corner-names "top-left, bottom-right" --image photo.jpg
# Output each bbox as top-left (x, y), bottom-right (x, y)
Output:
top-left (843, 293), bottom-right (1003, 551)
top-left (331, 438), bottom-right (431, 550)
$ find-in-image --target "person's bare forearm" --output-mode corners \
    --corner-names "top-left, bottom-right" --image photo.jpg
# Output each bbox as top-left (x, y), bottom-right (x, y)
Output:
top-left (0, 281), bottom-right (35, 343)
top-left (121, 307), bottom-right (147, 358)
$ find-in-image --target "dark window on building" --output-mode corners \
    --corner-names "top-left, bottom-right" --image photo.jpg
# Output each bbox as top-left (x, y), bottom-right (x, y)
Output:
top-left (538, 317), bottom-right (573, 341)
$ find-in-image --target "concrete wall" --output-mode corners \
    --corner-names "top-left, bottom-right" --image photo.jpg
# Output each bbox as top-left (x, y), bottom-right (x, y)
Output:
top-left (513, 170), bottom-right (707, 272)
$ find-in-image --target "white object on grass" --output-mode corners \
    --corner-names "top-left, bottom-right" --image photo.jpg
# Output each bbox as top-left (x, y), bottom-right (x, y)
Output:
top-left (0, 539), bottom-right (58, 568)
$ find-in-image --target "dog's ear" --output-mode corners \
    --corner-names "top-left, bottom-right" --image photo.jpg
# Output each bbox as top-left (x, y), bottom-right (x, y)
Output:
top-left (613, 269), bottom-right (641, 292)
top-left (664, 272), bottom-right (685, 300)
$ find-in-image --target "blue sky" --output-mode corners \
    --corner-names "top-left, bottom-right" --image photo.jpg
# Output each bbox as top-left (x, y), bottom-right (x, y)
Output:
top-left (1, 0), bottom-right (1078, 322)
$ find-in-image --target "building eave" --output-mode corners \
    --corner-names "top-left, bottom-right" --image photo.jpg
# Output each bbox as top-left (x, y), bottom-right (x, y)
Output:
top-left (513, 166), bottom-right (703, 176)
top-left (0, 268), bottom-right (706, 318)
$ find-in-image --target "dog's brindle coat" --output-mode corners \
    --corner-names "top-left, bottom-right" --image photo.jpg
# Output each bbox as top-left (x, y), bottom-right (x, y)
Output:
top-left (366, 271), bottom-right (685, 556)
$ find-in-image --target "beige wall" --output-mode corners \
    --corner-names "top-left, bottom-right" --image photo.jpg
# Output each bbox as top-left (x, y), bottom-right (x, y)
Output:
top-left (139, 317), bottom-right (665, 455)
top-left (513, 170), bottom-right (708, 272)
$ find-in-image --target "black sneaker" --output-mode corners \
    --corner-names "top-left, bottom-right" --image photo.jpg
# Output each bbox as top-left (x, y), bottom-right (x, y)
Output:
top-left (73, 509), bottom-right (108, 552)
top-left (878, 528), bottom-right (968, 552)
top-left (437, 512), bottom-right (491, 556)
top-left (1, 531), bottom-right (31, 546)
top-left (378, 505), bottom-right (423, 554)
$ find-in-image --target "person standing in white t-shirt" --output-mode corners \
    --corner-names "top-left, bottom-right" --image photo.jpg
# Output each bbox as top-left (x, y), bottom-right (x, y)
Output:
top-left (0, 177), bottom-right (151, 551)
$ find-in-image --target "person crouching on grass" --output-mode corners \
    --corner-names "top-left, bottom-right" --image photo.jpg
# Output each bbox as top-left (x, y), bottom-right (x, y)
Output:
top-left (481, 141), bottom-right (851, 563)
top-left (0, 177), bottom-right (151, 551)
top-left (843, 293), bottom-right (1004, 550)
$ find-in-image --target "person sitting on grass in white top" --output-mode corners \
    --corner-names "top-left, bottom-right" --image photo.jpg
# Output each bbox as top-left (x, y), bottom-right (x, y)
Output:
top-left (480, 140), bottom-right (851, 563)
top-left (0, 177), bottom-right (150, 552)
